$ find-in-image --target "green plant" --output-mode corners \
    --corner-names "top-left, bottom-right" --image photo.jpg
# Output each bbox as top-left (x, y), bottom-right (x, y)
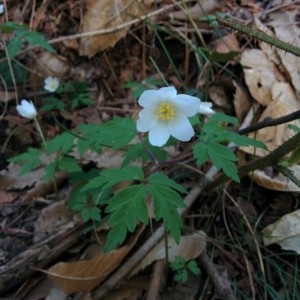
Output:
top-left (5, 18), bottom-right (268, 255)
top-left (0, 21), bottom-right (55, 59)
top-left (170, 256), bottom-right (201, 283)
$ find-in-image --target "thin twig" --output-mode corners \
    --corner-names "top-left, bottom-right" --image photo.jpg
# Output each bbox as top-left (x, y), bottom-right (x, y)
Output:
top-left (198, 250), bottom-right (236, 300)
top-left (237, 109), bottom-right (300, 136)
top-left (147, 259), bottom-right (166, 300)
top-left (216, 14), bottom-right (300, 57)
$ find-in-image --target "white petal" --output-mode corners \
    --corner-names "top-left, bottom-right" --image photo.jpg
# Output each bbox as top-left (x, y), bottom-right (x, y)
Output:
top-left (173, 94), bottom-right (200, 117)
top-left (137, 109), bottom-right (157, 132)
top-left (157, 86), bottom-right (177, 99)
top-left (16, 100), bottom-right (37, 119)
top-left (168, 115), bottom-right (194, 142)
top-left (199, 102), bottom-right (215, 115)
top-left (149, 122), bottom-right (170, 147)
top-left (44, 76), bottom-right (59, 92)
top-left (138, 90), bottom-right (161, 108)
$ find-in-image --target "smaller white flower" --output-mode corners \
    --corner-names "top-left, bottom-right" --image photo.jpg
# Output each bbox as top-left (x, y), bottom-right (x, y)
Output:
top-left (136, 86), bottom-right (200, 147)
top-left (16, 99), bottom-right (37, 119)
top-left (44, 76), bottom-right (59, 92)
top-left (199, 102), bottom-right (215, 115)
top-left (0, 4), bottom-right (4, 14)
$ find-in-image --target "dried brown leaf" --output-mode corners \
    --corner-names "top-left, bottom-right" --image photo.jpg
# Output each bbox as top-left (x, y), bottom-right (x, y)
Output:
top-left (241, 49), bottom-right (280, 106)
top-left (32, 52), bottom-right (70, 77)
top-left (44, 228), bottom-right (142, 294)
top-left (79, 0), bottom-right (152, 56)
top-left (262, 209), bottom-right (300, 253)
top-left (0, 163), bottom-right (44, 190)
top-left (129, 231), bottom-right (206, 277)
top-left (233, 80), bottom-right (251, 121)
top-left (241, 82), bottom-right (300, 157)
top-left (250, 165), bottom-right (300, 192)
top-left (269, 9), bottom-right (300, 95)
top-left (33, 200), bottom-right (75, 243)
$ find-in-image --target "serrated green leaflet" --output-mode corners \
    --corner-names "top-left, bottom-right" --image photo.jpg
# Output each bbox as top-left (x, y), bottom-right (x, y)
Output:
top-left (207, 142), bottom-right (240, 181)
top-left (78, 117), bottom-right (136, 152)
top-left (47, 132), bottom-right (75, 155)
top-left (208, 143), bottom-right (237, 162)
top-left (147, 184), bottom-right (184, 243)
top-left (193, 142), bottom-right (209, 166)
top-left (81, 207), bottom-right (101, 222)
top-left (104, 225), bottom-right (128, 253)
top-left (148, 173), bottom-right (186, 194)
top-left (102, 165), bottom-right (144, 183)
top-left (106, 185), bottom-right (148, 225)
top-left (9, 147), bottom-right (41, 175)
top-left (104, 185), bottom-right (148, 251)
top-left (209, 112), bottom-right (239, 124)
top-left (211, 131), bottom-right (267, 149)
top-left (122, 142), bottom-right (167, 167)
top-left (58, 157), bottom-right (81, 172)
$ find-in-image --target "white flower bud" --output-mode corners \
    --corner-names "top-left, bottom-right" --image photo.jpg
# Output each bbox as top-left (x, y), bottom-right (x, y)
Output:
top-left (16, 99), bottom-right (37, 119)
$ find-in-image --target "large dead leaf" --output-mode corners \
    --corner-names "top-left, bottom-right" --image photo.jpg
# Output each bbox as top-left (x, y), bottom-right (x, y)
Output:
top-left (240, 49), bottom-right (280, 106)
top-left (44, 228), bottom-right (142, 294)
top-left (250, 165), bottom-right (300, 192)
top-left (33, 200), bottom-right (76, 243)
top-left (0, 163), bottom-right (44, 190)
top-left (130, 231), bottom-right (207, 277)
top-left (79, 0), bottom-right (152, 56)
top-left (31, 52), bottom-right (70, 77)
top-left (262, 209), bottom-right (300, 254)
top-left (241, 82), bottom-right (300, 157)
top-left (269, 9), bottom-right (300, 95)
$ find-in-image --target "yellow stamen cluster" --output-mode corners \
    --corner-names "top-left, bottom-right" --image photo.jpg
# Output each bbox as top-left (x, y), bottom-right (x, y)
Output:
top-left (157, 102), bottom-right (175, 121)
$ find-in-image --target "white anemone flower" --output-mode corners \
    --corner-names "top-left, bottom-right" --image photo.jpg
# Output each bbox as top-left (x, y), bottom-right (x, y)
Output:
top-left (136, 86), bottom-right (200, 147)
top-left (0, 4), bottom-right (4, 14)
top-left (16, 99), bottom-right (37, 119)
top-left (199, 102), bottom-right (215, 115)
top-left (44, 76), bottom-right (59, 92)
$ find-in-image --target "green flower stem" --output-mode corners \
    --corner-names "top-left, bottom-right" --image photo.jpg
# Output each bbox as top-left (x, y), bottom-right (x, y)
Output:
top-left (33, 117), bottom-right (47, 150)
top-left (216, 14), bottom-right (300, 57)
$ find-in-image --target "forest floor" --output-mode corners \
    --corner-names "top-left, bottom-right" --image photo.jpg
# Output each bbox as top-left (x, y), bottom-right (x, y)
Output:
top-left (1, 0), bottom-right (300, 299)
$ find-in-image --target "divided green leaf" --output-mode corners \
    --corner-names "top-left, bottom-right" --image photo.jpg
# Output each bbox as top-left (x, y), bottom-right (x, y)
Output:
top-left (104, 184), bottom-right (148, 252)
top-left (8, 147), bottom-right (41, 175)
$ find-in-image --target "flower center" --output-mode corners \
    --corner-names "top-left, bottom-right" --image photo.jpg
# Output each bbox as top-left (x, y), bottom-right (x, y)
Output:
top-left (157, 102), bottom-right (175, 121)
top-left (50, 82), bottom-right (57, 89)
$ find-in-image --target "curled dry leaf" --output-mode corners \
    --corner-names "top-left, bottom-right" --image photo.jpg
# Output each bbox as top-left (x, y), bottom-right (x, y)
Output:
top-left (250, 165), bottom-right (300, 192)
top-left (129, 231), bottom-right (207, 277)
top-left (269, 9), bottom-right (300, 95)
top-left (80, 0), bottom-right (152, 57)
top-left (32, 52), bottom-right (70, 77)
top-left (241, 49), bottom-right (280, 106)
top-left (241, 82), bottom-right (300, 157)
top-left (262, 209), bottom-right (300, 254)
top-left (233, 80), bottom-right (251, 121)
top-left (168, 0), bottom-right (220, 21)
top-left (44, 227), bottom-right (143, 294)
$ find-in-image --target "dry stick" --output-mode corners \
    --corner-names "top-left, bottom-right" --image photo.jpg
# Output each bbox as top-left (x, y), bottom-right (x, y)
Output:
top-left (198, 250), bottom-right (236, 300)
top-left (147, 259), bottom-right (166, 300)
top-left (237, 109), bottom-right (300, 136)
top-left (215, 14), bottom-right (300, 57)
top-left (92, 186), bottom-right (202, 299)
